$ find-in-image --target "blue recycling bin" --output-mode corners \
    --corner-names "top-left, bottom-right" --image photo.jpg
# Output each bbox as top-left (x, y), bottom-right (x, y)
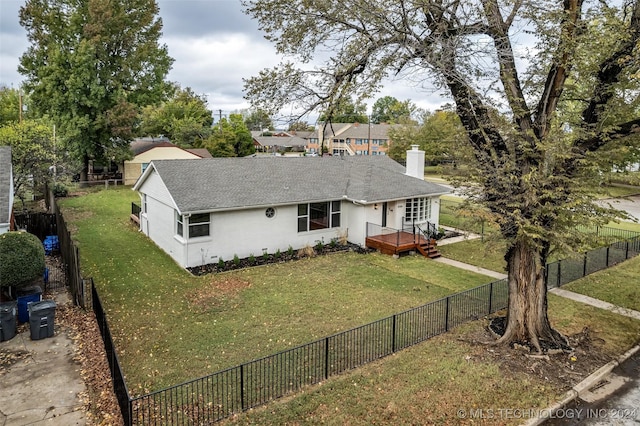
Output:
top-left (17, 286), bottom-right (42, 323)
top-left (43, 235), bottom-right (59, 255)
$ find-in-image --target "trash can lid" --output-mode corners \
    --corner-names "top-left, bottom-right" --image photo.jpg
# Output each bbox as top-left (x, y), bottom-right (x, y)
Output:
top-left (17, 285), bottom-right (43, 296)
top-left (28, 299), bottom-right (56, 312)
top-left (0, 301), bottom-right (17, 312)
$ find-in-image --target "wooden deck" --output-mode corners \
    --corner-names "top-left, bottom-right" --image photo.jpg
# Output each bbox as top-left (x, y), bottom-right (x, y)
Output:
top-left (366, 231), bottom-right (440, 258)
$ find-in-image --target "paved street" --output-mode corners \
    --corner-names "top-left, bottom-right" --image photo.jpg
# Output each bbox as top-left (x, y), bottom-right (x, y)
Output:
top-left (598, 195), bottom-right (640, 222)
top-left (542, 349), bottom-right (640, 425)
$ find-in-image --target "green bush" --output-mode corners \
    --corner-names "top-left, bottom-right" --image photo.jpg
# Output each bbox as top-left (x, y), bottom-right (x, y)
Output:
top-left (52, 182), bottom-right (69, 198)
top-left (0, 231), bottom-right (46, 289)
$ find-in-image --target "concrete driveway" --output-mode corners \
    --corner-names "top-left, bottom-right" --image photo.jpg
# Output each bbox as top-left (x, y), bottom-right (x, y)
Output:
top-left (0, 293), bottom-right (86, 425)
top-left (598, 195), bottom-right (640, 222)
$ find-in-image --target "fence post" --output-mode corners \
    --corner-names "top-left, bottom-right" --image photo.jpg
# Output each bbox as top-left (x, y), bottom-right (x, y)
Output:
top-left (392, 315), bottom-right (397, 353)
top-left (626, 240), bottom-right (630, 259)
top-left (583, 253), bottom-right (588, 278)
top-left (324, 337), bottom-right (330, 379)
top-left (445, 297), bottom-right (450, 332)
top-left (240, 364), bottom-right (246, 411)
top-left (488, 281), bottom-right (494, 315)
top-left (557, 261), bottom-right (562, 287)
top-left (606, 246), bottom-right (610, 267)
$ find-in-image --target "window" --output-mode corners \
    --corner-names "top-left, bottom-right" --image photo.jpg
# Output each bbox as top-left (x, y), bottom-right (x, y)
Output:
top-left (297, 201), bottom-right (341, 232)
top-left (141, 162), bottom-right (149, 173)
top-left (142, 194), bottom-right (147, 213)
top-left (176, 211), bottom-right (184, 237)
top-left (405, 197), bottom-right (432, 223)
top-left (188, 213), bottom-right (210, 238)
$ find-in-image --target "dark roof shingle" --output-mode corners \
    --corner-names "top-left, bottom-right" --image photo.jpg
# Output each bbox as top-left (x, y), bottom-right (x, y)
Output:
top-left (144, 156), bottom-right (449, 213)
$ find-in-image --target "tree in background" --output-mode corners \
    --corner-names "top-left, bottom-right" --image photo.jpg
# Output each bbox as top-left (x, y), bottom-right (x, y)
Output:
top-left (370, 96), bottom-right (417, 124)
top-left (0, 120), bottom-right (54, 209)
top-left (388, 108), bottom-right (471, 166)
top-left (243, 109), bottom-right (274, 132)
top-left (244, 0), bottom-right (640, 352)
top-left (19, 0), bottom-right (173, 183)
top-left (318, 98), bottom-right (369, 123)
top-left (140, 86), bottom-right (213, 147)
top-left (287, 121), bottom-right (314, 132)
top-left (203, 113), bottom-right (255, 157)
top-left (0, 86), bottom-right (32, 127)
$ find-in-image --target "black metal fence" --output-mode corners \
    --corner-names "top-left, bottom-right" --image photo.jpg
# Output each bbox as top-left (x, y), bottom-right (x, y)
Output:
top-left (92, 281), bottom-right (132, 425)
top-left (14, 212), bottom-right (57, 241)
top-left (123, 236), bottom-right (639, 425)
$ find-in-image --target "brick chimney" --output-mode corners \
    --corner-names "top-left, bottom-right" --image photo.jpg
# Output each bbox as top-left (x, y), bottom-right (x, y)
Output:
top-left (405, 145), bottom-right (425, 179)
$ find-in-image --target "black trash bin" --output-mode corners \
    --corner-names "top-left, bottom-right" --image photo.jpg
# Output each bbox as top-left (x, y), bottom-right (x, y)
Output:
top-left (0, 301), bottom-right (17, 342)
top-left (28, 300), bottom-right (56, 340)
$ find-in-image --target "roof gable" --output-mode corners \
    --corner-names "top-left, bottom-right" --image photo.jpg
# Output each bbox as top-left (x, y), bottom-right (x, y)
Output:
top-left (137, 156), bottom-right (449, 214)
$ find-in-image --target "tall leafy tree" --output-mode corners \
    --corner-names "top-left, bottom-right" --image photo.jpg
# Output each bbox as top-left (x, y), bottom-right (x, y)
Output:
top-left (243, 108), bottom-right (274, 132)
top-left (244, 0), bottom-right (640, 352)
top-left (0, 86), bottom-right (30, 126)
top-left (19, 0), bottom-right (173, 182)
top-left (140, 86), bottom-right (213, 147)
top-left (203, 113), bottom-right (255, 157)
top-left (0, 120), bottom-right (54, 208)
top-left (371, 96), bottom-right (416, 124)
top-left (287, 121), bottom-right (314, 132)
top-left (388, 108), bottom-right (471, 165)
top-left (318, 98), bottom-right (369, 123)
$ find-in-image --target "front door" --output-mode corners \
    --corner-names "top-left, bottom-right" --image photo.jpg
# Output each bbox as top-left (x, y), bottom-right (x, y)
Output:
top-left (382, 202), bottom-right (388, 227)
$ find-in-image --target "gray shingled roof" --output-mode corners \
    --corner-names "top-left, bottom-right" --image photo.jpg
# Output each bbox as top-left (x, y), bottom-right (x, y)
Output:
top-left (141, 156), bottom-right (450, 214)
top-left (0, 146), bottom-right (12, 225)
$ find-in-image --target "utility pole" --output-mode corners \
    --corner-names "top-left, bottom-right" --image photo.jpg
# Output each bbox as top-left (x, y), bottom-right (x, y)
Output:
top-left (218, 109), bottom-right (223, 134)
top-left (19, 90), bottom-right (23, 123)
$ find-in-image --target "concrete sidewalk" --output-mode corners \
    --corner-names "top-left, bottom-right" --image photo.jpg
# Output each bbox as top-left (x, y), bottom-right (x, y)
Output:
top-left (0, 291), bottom-right (86, 425)
top-left (432, 256), bottom-right (508, 280)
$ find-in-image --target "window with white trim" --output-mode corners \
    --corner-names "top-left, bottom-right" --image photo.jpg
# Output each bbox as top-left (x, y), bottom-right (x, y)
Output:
top-left (188, 213), bottom-right (210, 238)
top-left (176, 211), bottom-right (184, 237)
top-left (297, 201), bottom-right (341, 232)
top-left (405, 197), bottom-right (432, 223)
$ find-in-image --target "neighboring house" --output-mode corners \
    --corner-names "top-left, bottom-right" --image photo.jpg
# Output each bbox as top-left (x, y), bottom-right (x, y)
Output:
top-left (123, 138), bottom-right (209, 185)
top-left (251, 131), bottom-right (308, 153)
top-left (0, 146), bottom-right (14, 235)
top-left (307, 122), bottom-right (394, 156)
top-left (133, 145), bottom-right (450, 268)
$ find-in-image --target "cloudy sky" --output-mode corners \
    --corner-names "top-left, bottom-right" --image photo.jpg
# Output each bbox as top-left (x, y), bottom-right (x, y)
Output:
top-left (0, 0), bottom-right (448, 126)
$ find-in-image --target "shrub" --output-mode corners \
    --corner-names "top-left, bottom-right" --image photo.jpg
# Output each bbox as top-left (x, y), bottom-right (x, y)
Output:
top-left (275, 249), bottom-right (281, 259)
top-left (287, 246), bottom-right (294, 256)
top-left (314, 240), bottom-right (324, 252)
top-left (248, 254), bottom-right (256, 265)
top-left (52, 182), bottom-right (68, 198)
top-left (0, 231), bottom-right (46, 289)
top-left (233, 254), bottom-right (240, 266)
top-left (217, 258), bottom-right (225, 268)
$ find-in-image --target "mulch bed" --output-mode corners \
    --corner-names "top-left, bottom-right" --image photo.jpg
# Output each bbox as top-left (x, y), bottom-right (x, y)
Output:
top-left (187, 242), bottom-right (372, 275)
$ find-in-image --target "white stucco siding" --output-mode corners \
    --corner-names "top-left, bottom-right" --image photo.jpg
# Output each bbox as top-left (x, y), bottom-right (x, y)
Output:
top-left (182, 204), bottom-right (349, 268)
top-left (144, 196), bottom-right (186, 266)
top-left (430, 197), bottom-right (441, 228)
top-left (140, 170), bottom-right (175, 208)
top-left (342, 202), bottom-right (366, 245)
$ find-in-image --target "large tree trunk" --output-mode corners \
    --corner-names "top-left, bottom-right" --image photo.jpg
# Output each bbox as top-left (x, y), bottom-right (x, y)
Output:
top-left (497, 239), bottom-right (569, 353)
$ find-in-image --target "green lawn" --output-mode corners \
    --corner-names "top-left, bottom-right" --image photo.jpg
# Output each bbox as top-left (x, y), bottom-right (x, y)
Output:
top-left (563, 255), bottom-right (640, 312)
top-left (59, 187), bottom-right (495, 394)
top-left (224, 292), bottom-right (640, 426)
top-left (58, 187), bottom-right (640, 423)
